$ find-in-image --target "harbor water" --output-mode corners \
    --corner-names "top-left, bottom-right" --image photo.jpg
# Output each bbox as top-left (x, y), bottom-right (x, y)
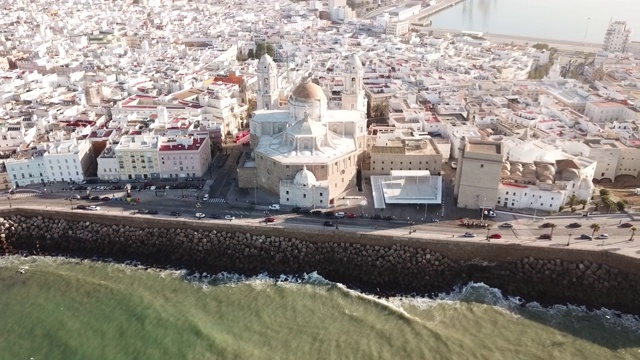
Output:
top-left (430, 0), bottom-right (640, 43)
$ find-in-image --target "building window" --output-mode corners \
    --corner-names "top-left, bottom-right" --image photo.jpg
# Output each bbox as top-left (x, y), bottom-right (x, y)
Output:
top-left (319, 193), bottom-right (323, 196)
top-left (480, 164), bottom-right (484, 168)
top-left (286, 191), bottom-right (289, 195)
top-left (303, 194), bottom-right (306, 198)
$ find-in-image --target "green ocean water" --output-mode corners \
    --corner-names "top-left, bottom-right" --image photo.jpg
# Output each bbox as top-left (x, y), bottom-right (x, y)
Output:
top-left (1, 256), bottom-right (639, 360)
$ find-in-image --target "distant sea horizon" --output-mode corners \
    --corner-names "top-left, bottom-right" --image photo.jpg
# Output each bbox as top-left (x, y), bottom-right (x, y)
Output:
top-left (430, 0), bottom-right (640, 44)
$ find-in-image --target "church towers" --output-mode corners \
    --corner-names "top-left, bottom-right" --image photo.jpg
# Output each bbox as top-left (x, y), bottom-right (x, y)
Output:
top-left (257, 54), bottom-right (279, 110)
top-left (341, 54), bottom-right (366, 112)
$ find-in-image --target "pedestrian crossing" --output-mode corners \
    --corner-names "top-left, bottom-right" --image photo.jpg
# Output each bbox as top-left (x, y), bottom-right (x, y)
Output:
top-left (206, 198), bottom-right (226, 203)
top-left (7, 192), bottom-right (40, 198)
top-left (226, 210), bottom-right (249, 215)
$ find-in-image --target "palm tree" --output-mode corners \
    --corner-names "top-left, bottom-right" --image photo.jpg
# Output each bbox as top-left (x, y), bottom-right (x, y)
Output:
top-left (567, 195), bottom-right (577, 207)
top-left (578, 199), bottom-right (588, 210)
top-left (616, 201), bottom-right (626, 212)
top-left (549, 223), bottom-right (557, 237)
top-left (589, 223), bottom-right (601, 240)
top-left (630, 227), bottom-right (636, 242)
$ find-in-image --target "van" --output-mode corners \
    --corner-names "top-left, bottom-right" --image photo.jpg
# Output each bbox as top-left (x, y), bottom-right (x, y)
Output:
top-left (268, 204), bottom-right (280, 210)
top-left (335, 212), bottom-right (345, 218)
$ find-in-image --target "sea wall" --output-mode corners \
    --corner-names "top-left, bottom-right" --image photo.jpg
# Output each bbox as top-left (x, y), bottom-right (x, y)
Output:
top-left (2, 207), bottom-right (640, 315)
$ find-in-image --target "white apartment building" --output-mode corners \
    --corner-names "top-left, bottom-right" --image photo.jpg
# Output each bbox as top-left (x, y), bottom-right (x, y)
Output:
top-left (603, 21), bottom-right (632, 53)
top-left (584, 101), bottom-right (640, 123)
top-left (0, 123), bottom-right (26, 150)
top-left (114, 135), bottom-right (161, 181)
top-left (43, 139), bottom-right (95, 182)
top-left (5, 151), bottom-right (48, 187)
top-left (97, 146), bottom-right (120, 181)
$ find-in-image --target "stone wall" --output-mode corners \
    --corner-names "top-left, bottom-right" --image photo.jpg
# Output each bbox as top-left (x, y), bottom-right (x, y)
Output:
top-left (1, 207), bottom-right (640, 315)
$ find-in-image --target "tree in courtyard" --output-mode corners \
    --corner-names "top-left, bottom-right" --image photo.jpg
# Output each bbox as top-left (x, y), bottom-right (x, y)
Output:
top-left (630, 227), bottom-right (637, 242)
top-left (599, 188), bottom-right (610, 197)
top-left (532, 43), bottom-right (550, 51)
top-left (566, 194), bottom-right (577, 207)
top-left (247, 49), bottom-right (255, 59)
top-left (589, 223), bottom-right (601, 239)
top-left (616, 201), bottom-right (626, 212)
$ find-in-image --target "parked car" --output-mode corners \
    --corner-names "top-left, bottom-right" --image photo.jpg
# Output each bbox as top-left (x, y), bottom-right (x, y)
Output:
top-left (324, 211), bottom-right (335, 218)
top-left (202, 194), bottom-right (209, 201)
top-left (620, 222), bottom-right (633, 228)
top-left (541, 222), bottom-right (554, 228)
top-left (224, 215), bottom-right (235, 220)
top-left (371, 214), bottom-right (383, 220)
top-left (147, 210), bottom-right (158, 215)
top-left (430, 218), bottom-right (439, 223)
top-left (90, 196), bottom-right (101, 201)
top-left (597, 234), bottom-right (609, 239)
top-left (568, 223), bottom-right (582, 228)
top-left (268, 204), bottom-right (281, 211)
top-left (76, 205), bottom-right (86, 210)
top-left (539, 234), bottom-right (552, 239)
top-left (311, 210), bottom-right (323, 216)
top-left (265, 217), bottom-right (276, 223)
top-left (137, 209), bottom-right (150, 214)
top-left (71, 194), bottom-right (81, 199)
top-left (291, 207), bottom-right (302, 213)
top-left (300, 209), bottom-right (311, 215)
top-left (86, 206), bottom-right (100, 211)
top-left (463, 232), bottom-right (476, 238)
top-left (80, 195), bottom-right (90, 200)
top-left (489, 233), bottom-right (502, 239)
top-left (580, 234), bottom-right (592, 240)
top-left (210, 214), bottom-right (221, 219)
top-left (383, 216), bottom-right (393, 221)
top-left (334, 212), bottom-right (345, 218)
top-left (101, 197), bottom-right (111, 201)
top-left (500, 222), bottom-right (514, 228)
top-left (323, 221), bottom-right (334, 227)
top-left (345, 213), bottom-right (357, 219)
top-left (195, 213), bottom-right (205, 219)
top-left (170, 211), bottom-right (181, 217)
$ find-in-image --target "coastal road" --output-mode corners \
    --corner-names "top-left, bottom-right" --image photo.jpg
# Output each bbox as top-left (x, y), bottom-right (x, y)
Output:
top-left (7, 184), bottom-right (640, 259)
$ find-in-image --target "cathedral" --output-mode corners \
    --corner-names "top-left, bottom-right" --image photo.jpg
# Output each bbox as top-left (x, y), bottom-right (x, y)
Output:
top-left (247, 54), bottom-right (368, 208)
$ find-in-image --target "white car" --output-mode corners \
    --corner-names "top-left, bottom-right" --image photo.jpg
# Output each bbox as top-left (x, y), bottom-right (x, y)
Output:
top-left (268, 204), bottom-right (280, 210)
top-left (202, 194), bottom-right (209, 201)
top-left (195, 212), bottom-right (205, 219)
top-left (86, 206), bottom-right (100, 211)
top-left (463, 232), bottom-right (477, 238)
top-left (335, 212), bottom-right (345, 218)
top-left (597, 234), bottom-right (609, 239)
top-left (500, 223), bottom-right (514, 228)
top-left (224, 215), bottom-right (235, 220)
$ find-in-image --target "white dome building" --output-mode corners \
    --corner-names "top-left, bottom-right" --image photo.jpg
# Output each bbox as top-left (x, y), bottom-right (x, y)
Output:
top-left (246, 61), bottom-right (368, 208)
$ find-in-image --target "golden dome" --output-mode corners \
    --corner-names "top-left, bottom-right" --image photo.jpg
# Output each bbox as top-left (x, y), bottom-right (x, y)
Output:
top-left (291, 82), bottom-right (326, 101)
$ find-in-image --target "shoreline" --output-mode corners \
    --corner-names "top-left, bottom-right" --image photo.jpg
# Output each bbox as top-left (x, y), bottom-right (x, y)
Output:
top-left (424, 27), bottom-right (602, 52)
top-left (2, 207), bottom-right (640, 315)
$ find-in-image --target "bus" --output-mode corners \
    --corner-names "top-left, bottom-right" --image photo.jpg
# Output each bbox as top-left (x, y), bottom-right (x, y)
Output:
top-left (234, 130), bottom-right (250, 144)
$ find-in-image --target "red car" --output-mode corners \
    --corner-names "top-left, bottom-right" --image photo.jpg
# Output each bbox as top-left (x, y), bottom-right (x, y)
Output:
top-left (489, 234), bottom-right (502, 239)
top-left (345, 213), bottom-right (357, 219)
top-left (264, 217), bottom-right (276, 223)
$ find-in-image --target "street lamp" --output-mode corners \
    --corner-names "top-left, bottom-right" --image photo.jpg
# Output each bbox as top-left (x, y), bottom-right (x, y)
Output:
top-left (480, 197), bottom-right (486, 221)
top-left (7, 196), bottom-right (11, 208)
top-left (567, 232), bottom-right (573, 246)
top-left (69, 198), bottom-right (73, 210)
top-left (583, 17), bottom-right (591, 53)
top-left (408, 217), bottom-right (413, 234)
top-left (254, 180), bottom-right (257, 206)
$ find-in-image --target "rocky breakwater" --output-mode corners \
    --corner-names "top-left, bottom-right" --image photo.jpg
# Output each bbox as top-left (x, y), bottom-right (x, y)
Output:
top-left (1, 213), bottom-right (640, 315)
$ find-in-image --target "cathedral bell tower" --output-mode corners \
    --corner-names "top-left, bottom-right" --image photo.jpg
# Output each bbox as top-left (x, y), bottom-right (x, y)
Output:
top-left (341, 53), bottom-right (366, 112)
top-left (257, 54), bottom-right (279, 110)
